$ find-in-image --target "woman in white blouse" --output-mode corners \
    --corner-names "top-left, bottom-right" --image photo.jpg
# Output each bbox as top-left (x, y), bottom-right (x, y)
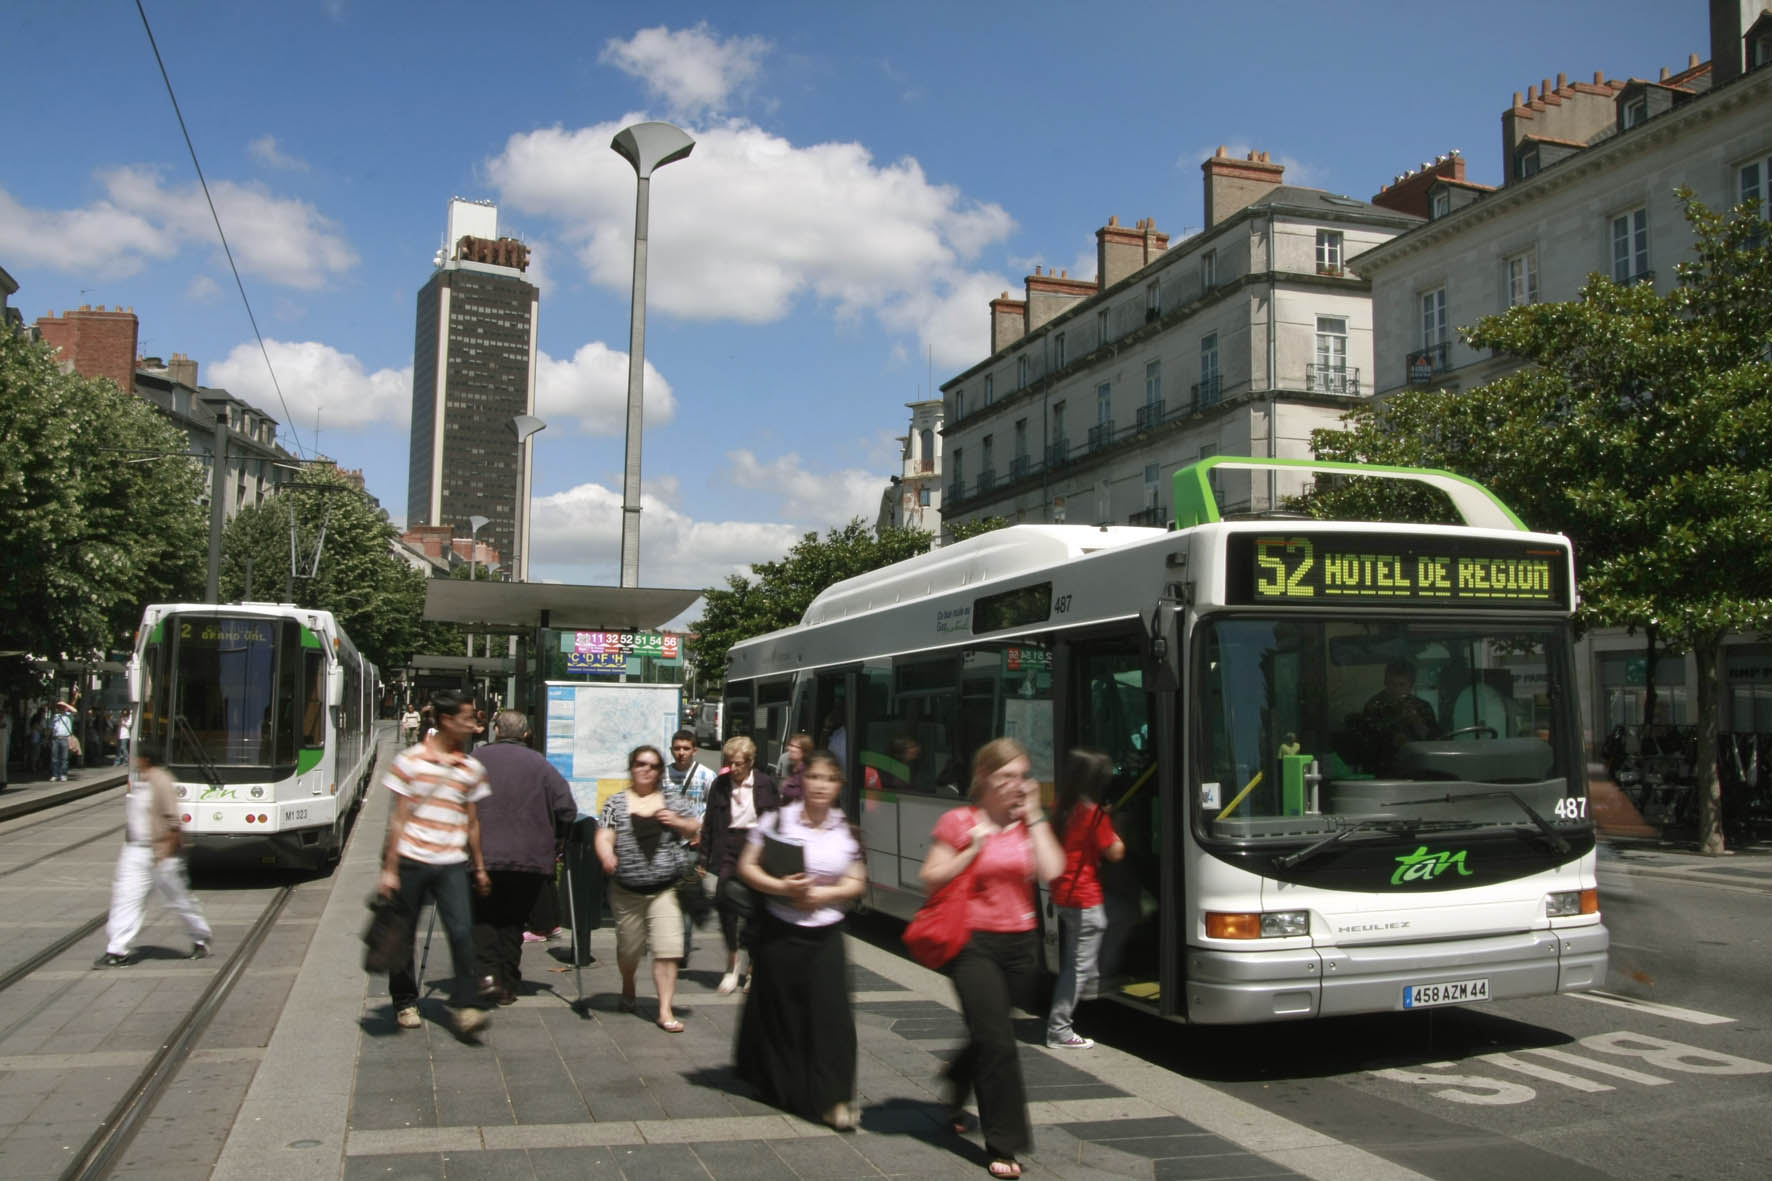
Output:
top-left (735, 749), bottom-right (866, 1130)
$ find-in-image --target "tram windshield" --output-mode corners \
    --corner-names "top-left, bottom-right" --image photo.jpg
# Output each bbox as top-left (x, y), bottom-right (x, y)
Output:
top-left (159, 616), bottom-right (302, 768)
top-left (1196, 618), bottom-right (1580, 842)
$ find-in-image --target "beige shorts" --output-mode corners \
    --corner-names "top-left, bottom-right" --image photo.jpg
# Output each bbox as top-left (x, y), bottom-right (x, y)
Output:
top-left (608, 879), bottom-right (685, 970)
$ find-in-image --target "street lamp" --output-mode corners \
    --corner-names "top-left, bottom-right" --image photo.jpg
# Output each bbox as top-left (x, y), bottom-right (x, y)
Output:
top-left (466, 514), bottom-right (489, 580)
top-left (611, 120), bottom-right (694, 588)
top-left (507, 414), bottom-right (546, 582)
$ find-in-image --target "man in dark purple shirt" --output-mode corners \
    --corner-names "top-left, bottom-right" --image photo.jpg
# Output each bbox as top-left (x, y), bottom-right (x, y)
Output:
top-left (470, 710), bottom-right (577, 1004)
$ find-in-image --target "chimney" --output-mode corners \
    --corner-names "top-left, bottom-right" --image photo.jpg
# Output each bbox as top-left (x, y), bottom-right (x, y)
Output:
top-left (1710, 0), bottom-right (1756, 87)
top-left (33, 304), bottom-right (140, 393)
top-left (1096, 215), bottom-right (1170, 290)
top-left (990, 291), bottom-right (1027, 353)
top-left (1369, 151), bottom-right (1471, 218)
top-left (167, 352), bottom-right (199, 388)
top-left (1202, 146), bottom-right (1286, 229)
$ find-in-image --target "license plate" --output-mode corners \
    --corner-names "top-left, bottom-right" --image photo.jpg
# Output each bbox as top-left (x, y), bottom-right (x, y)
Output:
top-left (1402, 977), bottom-right (1490, 1008)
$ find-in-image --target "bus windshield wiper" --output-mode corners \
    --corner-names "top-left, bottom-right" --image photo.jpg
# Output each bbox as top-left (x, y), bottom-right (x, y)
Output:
top-left (173, 715), bottom-right (223, 789)
top-left (1385, 790), bottom-right (1571, 855)
top-left (1273, 819), bottom-right (1417, 870)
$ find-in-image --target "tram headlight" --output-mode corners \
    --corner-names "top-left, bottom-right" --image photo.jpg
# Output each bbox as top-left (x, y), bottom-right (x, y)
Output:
top-left (1206, 910), bottom-right (1310, 939)
top-left (1546, 889), bottom-right (1599, 916)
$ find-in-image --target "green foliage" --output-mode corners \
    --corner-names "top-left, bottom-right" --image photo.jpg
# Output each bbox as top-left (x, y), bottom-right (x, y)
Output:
top-left (0, 330), bottom-right (205, 683)
top-left (946, 515), bottom-right (1011, 543)
top-left (218, 464), bottom-right (431, 670)
top-left (1303, 190), bottom-right (1772, 851)
top-left (689, 518), bottom-right (933, 685)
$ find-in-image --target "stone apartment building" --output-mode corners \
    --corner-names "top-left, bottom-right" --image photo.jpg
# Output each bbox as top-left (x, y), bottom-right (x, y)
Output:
top-left (1346, 0), bottom-right (1772, 745)
top-left (938, 149), bottom-right (1420, 532)
top-left (875, 398), bottom-right (945, 534)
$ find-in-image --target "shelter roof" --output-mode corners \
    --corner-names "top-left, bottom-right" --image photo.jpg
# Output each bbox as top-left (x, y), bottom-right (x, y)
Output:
top-left (421, 580), bottom-right (701, 634)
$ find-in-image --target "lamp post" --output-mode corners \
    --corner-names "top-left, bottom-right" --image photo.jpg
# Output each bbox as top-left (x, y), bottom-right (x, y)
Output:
top-left (611, 120), bottom-right (694, 588)
top-left (507, 415), bottom-right (546, 582)
top-left (466, 515), bottom-right (489, 580)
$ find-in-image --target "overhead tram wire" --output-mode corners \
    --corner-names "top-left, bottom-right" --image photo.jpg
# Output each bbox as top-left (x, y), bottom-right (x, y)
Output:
top-left (133, 0), bottom-right (307, 460)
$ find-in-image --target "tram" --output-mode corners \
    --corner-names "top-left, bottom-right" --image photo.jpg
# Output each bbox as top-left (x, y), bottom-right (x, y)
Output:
top-left (723, 458), bottom-right (1608, 1023)
top-left (127, 602), bottom-right (380, 869)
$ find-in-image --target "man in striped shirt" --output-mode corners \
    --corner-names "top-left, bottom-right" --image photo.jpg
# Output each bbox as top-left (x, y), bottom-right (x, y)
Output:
top-left (381, 689), bottom-right (494, 1037)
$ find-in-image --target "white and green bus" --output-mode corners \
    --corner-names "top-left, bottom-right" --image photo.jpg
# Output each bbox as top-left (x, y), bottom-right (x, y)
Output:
top-left (724, 458), bottom-right (1608, 1023)
top-left (128, 602), bottom-right (380, 869)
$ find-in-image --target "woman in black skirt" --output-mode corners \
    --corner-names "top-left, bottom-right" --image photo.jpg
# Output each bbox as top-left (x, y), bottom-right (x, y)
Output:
top-left (734, 749), bottom-right (866, 1130)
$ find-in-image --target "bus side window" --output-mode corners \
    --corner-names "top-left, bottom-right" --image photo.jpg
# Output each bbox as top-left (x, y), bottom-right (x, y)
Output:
top-left (302, 651), bottom-right (325, 748)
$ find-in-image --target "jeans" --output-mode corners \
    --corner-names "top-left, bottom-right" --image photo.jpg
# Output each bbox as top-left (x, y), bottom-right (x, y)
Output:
top-left (114, 738), bottom-right (130, 766)
top-left (1047, 904), bottom-right (1106, 1040)
top-left (51, 736), bottom-right (69, 779)
top-left (386, 858), bottom-right (481, 1010)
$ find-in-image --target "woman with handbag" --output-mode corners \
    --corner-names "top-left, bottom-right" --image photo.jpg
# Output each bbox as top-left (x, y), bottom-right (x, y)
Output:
top-left (699, 735), bottom-right (780, 994)
top-left (594, 745), bottom-right (700, 1032)
top-left (734, 749), bottom-right (866, 1130)
top-left (919, 737), bottom-right (1066, 1180)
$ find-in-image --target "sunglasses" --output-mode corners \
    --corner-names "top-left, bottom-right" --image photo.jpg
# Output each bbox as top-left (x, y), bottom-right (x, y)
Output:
top-left (631, 760), bottom-right (662, 770)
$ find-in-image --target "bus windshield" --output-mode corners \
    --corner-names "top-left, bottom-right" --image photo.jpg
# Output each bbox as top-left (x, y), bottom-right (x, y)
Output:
top-left (164, 616), bottom-right (299, 768)
top-left (1196, 618), bottom-right (1579, 841)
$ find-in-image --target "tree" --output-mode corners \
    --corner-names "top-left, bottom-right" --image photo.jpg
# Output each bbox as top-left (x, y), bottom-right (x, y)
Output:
top-left (0, 330), bottom-right (205, 692)
top-left (690, 519), bottom-right (933, 686)
top-left (946, 515), bottom-right (1010, 543)
top-left (218, 464), bottom-right (432, 671)
top-left (1301, 190), bottom-right (1772, 853)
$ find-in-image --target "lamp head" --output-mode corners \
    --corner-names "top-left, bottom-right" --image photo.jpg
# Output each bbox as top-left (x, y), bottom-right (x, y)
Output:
top-left (611, 121), bottom-right (695, 179)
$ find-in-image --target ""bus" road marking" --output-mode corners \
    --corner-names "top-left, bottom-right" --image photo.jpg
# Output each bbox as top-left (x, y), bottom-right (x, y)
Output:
top-left (1369, 1033), bottom-right (1770, 1104)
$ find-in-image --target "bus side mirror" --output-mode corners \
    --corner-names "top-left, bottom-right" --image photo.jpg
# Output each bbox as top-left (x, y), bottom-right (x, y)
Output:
top-left (1147, 600), bottom-right (1181, 692)
top-left (328, 664), bottom-right (345, 707)
top-left (126, 658), bottom-right (143, 704)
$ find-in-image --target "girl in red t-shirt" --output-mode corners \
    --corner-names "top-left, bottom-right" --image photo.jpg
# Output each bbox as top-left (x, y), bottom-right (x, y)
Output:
top-left (1045, 748), bottom-right (1125, 1048)
top-left (919, 738), bottom-right (1066, 1180)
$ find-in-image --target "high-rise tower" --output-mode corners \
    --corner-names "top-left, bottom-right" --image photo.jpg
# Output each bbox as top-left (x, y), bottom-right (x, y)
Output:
top-left (407, 199), bottom-right (540, 578)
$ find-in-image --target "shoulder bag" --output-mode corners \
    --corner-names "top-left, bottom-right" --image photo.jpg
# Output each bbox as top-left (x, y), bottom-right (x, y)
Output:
top-left (903, 810), bottom-right (979, 970)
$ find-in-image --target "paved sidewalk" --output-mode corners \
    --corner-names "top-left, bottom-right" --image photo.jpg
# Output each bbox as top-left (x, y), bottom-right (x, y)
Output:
top-left (0, 759), bottom-right (128, 821)
top-left (214, 779), bottom-right (1425, 1181)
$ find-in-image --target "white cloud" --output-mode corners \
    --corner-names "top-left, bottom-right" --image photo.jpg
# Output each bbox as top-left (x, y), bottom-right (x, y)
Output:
top-left (599, 24), bottom-right (769, 118)
top-left (0, 167), bottom-right (355, 289)
top-left (726, 449), bottom-right (886, 527)
top-left (248, 134), bottom-right (309, 172)
top-left (536, 340), bottom-right (676, 435)
top-left (186, 274), bottom-right (221, 300)
top-left (529, 480), bottom-right (800, 590)
top-left (487, 120), bottom-right (1015, 370)
top-left (209, 339), bottom-right (411, 433)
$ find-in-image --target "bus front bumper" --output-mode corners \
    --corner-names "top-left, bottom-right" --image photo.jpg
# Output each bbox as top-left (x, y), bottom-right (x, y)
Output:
top-left (1184, 923), bottom-right (1610, 1024)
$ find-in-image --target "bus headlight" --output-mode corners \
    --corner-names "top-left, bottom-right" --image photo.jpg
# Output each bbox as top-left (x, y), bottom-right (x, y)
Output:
top-left (1546, 889), bottom-right (1599, 916)
top-left (1206, 910), bottom-right (1310, 939)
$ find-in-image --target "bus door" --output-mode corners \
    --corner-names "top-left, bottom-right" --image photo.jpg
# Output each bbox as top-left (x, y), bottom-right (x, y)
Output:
top-left (1059, 629), bottom-right (1164, 1013)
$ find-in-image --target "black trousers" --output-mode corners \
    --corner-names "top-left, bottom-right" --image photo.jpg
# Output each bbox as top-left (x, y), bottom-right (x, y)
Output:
top-left (471, 870), bottom-right (547, 995)
top-left (946, 929), bottom-right (1039, 1159)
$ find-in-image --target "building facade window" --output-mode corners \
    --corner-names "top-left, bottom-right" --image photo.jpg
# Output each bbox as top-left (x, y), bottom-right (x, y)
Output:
top-left (1312, 316), bottom-right (1349, 392)
top-left (1507, 250), bottom-right (1540, 306)
top-left (919, 428), bottom-right (934, 472)
top-left (1421, 287), bottom-right (1448, 347)
top-left (1316, 230), bottom-right (1344, 275)
top-left (951, 447), bottom-right (963, 491)
top-left (983, 374), bottom-right (994, 405)
top-left (1622, 95), bottom-right (1648, 128)
top-left (1051, 401), bottom-right (1066, 443)
top-left (1145, 281), bottom-right (1161, 321)
top-left (1198, 333), bottom-right (1221, 406)
top-left (1144, 359), bottom-right (1161, 407)
top-left (1143, 463), bottom-right (1160, 509)
top-left (918, 487), bottom-right (931, 506)
top-left (1430, 189), bottom-right (1450, 219)
top-left (1053, 332), bottom-right (1066, 369)
top-left (1096, 382), bottom-right (1112, 424)
top-left (1740, 154), bottom-right (1772, 215)
top-left (1097, 308), bottom-right (1109, 348)
top-left (1200, 249), bottom-right (1217, 293)
top-left (1611, 207), bottom-right (1649, 283)
top-left (1515, 144), bottom-right (1540, 180)
top-left (1013, 418), bottom-right (1028, 474)
top-left (954, 389), bottom-right (965, 420)
top-left (1016, 355), bottom-right (1029, 388)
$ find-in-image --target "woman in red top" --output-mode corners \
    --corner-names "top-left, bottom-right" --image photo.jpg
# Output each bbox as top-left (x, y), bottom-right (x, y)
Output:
top-left (919, 738), bottom-right (1066, 1180)
top-left (1044, 748), bottom-right (1125, 1049)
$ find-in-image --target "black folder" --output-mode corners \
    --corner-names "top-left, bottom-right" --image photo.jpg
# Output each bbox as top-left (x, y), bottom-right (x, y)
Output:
top-left (761, 832), bottom-right (805, 878)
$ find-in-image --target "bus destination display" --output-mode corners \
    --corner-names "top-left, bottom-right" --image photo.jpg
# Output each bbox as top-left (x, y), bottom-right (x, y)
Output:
top-left (1230, 533), bottom-right (1570, 609)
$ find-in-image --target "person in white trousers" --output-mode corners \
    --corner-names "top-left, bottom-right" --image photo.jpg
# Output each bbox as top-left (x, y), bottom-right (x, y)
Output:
top-left (95, 749), bottom-right (212, 967)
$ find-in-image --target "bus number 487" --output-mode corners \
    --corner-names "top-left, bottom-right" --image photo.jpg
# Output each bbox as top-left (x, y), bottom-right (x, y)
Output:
top-left (1553, 797), bottom-right (1588, 820)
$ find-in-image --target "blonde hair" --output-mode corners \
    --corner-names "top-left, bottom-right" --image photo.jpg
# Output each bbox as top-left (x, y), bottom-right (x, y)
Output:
top-left (722, 735), bottom-right (756, 763)
top-left (970, 737), bottom-right (1030, 801)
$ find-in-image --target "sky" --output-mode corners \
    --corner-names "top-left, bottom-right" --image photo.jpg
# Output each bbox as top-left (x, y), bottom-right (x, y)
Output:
top-left (4, 0), bottom-right (1709, 615)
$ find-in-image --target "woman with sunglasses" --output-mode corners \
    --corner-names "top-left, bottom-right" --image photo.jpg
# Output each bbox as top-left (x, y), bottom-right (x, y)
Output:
top-left (699, 735), bottom-right (780, 994)
top-left (920, 737), bottom-right (1066, 1180)
top-left (594, 744), bottom-right (700, 1031)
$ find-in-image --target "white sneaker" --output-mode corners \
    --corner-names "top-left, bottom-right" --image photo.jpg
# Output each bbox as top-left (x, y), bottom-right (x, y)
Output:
top-left (1048, 1033), bottom-right (1094, 1049)
top-left (717, 970), bottom-right (740, 995)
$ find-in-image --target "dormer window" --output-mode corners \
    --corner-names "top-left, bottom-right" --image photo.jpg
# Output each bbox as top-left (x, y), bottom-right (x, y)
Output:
top-left (1430, 189), bottom-right (1451, 219)
top-left (1622, 95), bottom-right (1648, 128)
top-left (1514, 145), bottom-right (1540, 180)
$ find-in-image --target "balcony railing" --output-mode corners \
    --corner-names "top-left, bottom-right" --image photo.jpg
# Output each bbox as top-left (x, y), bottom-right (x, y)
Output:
top-left (1046, 440), bottom-right (1071, 468)
top-left (1010, 455), bottom-right (1030, 480)
top-left (947, 481), bottom-right (966, 504)
top-left (1306, 364), bottom-right (1361, 395)
top-left (917, 458), bottom-right (933, 473)
top-left (1136, 400), bottom-right (1165, 430)
top-left (1619, 269), bottom-right (1656, 287)
top-left (976, 467), bottom-right (996, 495)
top-left (1127, 505), bottom-right (1165, 527)
top-left (1192, 374), bottom-right (1222, 409)
top-left (1087, 420), bottom-right (1115, 452)
top-left (1405, 342), bottom-right (1451, 384)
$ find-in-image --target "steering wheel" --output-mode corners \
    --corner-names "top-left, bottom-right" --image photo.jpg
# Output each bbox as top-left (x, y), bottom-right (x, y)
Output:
top-left (1445, 724), bottom-right (1499, 740)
